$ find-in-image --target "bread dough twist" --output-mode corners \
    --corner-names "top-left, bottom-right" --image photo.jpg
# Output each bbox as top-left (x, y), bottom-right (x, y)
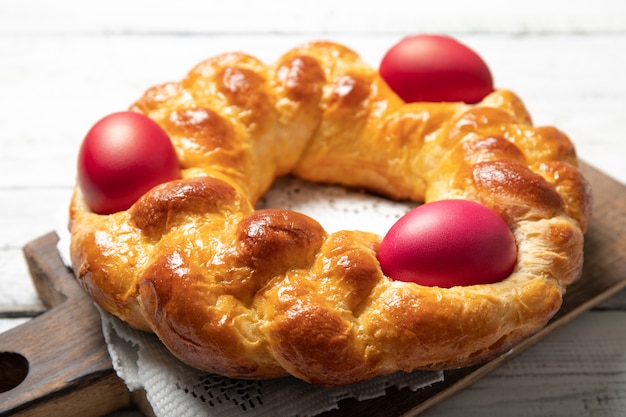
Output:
top-left (69, 41), bottom-right (592, 386)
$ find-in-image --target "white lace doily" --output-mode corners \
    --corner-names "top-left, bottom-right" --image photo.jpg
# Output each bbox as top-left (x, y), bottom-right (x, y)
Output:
top-left (57, 177), bottom-right (443, 417)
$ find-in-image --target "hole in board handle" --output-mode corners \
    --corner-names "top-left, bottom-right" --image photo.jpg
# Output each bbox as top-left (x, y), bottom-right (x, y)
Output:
top-left (0, 351), bottom-right (29, 393)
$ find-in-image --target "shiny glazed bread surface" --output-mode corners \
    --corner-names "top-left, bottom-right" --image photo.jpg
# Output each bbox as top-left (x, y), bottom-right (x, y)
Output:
top-left (69, 41), bottom-right (592, 386)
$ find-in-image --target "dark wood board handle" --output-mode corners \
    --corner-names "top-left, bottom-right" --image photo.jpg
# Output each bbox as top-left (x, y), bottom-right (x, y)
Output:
top-left (0, 232), bottom-right (132, 417)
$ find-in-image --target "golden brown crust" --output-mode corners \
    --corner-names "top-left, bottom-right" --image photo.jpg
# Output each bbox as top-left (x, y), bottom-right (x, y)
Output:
top-left (69, 41), bottom-right (592, 386)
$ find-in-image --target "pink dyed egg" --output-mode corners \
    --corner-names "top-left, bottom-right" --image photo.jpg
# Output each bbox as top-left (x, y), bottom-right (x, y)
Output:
top-left (379, 34), bottom-right (494, 104)
top-left (378, 199), bottom-right (517, 288)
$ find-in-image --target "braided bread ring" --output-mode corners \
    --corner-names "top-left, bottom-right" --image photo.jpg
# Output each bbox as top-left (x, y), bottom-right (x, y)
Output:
top-left (69, 41), bottom-right (592, 386)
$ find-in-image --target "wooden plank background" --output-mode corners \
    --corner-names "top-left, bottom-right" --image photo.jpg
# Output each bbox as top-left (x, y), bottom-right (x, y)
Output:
top-left (1, 0), bottom-right (625, 415)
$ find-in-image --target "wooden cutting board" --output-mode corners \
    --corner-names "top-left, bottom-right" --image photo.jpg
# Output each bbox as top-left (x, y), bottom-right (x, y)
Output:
top-left (1, 161), bottom-right (625, 417)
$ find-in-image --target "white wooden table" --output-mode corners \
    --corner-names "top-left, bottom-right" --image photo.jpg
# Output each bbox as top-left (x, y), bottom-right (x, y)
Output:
top-left (1, 1), bottom-right (625, 415)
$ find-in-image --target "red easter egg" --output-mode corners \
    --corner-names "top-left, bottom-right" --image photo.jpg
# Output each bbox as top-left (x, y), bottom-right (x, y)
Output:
top-left (378, 200), bottom-right (517, 288)
top-left (77, 111), bottom-right (180, 214)
top-left (380, 34), bottom-right (494, 104)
